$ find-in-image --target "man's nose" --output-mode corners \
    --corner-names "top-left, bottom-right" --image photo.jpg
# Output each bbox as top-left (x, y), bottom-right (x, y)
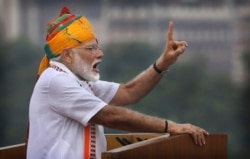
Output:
top-left (96, 49), bottom-right (104, 58)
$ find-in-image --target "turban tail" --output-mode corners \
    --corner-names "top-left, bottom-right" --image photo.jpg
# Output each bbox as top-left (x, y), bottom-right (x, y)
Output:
top-left (37, 6), bottom-right (96, 78)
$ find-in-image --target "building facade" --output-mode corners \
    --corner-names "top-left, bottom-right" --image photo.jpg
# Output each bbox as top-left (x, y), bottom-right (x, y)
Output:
top-left (1, 0), bottom-right (249, 83)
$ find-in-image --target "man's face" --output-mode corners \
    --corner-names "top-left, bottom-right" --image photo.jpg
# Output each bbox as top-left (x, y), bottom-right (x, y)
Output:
top-left (71, 40), bottom-right (103, 82)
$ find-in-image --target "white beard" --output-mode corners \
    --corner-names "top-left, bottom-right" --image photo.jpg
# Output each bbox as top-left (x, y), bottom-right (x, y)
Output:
top-left (72, 53), bottom-right (100, 82)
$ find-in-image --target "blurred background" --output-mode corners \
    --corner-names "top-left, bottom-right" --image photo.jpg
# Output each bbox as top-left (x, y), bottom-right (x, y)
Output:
top-left (0, 0), bottom-right (249, 158)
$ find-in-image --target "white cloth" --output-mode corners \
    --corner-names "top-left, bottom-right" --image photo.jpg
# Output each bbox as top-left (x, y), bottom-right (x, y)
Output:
top-left (27, 61), bottom-right (119, 159)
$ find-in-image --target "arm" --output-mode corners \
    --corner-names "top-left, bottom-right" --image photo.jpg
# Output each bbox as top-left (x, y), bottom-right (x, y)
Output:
top-left (89, 105), bottom-right (209, 146)
top-left (110, 21), bottom-right (188, 106)
top-left (96, 21), bottom-right (208, 146)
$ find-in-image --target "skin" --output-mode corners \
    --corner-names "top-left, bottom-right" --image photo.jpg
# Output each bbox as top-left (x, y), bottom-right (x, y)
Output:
top-left (60, 21), bottom-right (209, 146)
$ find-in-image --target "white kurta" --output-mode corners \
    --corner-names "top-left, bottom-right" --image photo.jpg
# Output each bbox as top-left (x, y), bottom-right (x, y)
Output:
top-left (27, 61), bottom-right (119, 159)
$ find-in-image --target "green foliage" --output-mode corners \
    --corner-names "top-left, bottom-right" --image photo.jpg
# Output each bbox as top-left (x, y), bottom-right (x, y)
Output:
top-left (101, 42), bottom-right (162, 82)
top-left (240, 50), bottom-right (250, 158)
top-left (241, 51), bottom-right (250, 73)
top-left (0, 37), bottom-right (42, 146)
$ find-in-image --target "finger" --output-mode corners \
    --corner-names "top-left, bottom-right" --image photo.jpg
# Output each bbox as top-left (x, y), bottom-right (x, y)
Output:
top-left (175, 41), bottom-right (188, 47)
top-left (167, 21), bottom-right (174, 41)
top-left (201, 133), bottom-right (206, 145)
top-left (198, 134), bottom-right (204, 146)
top-left (175, 45), bottom-right (186, 55)
top-left (203, 130), bottom-right (210, 136)
top-left (201, 129), bottom-right (209, 144)
top-left (171, 41), bottom-right (187, 53)
top-left (184, 41), bottom-right (188, 47)
top-left (195, 133), bottom-right (202, 146)
top-left (193, 133), bottom-right (198, 145)
top-left (199, 128), bottom-right (208, 145)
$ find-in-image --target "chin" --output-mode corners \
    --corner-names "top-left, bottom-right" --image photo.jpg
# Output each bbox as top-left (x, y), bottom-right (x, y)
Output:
top-left (92, 75), bottom-right (100, 82)
top-left (84, 73), bottom-right (100, 82)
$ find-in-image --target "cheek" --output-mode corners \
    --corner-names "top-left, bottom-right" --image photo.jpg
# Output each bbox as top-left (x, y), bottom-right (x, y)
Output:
top-left (82, 57), bottom-right (94, 68)
top-left (78, 58), bottom-right (91, 71)
top-left (73, 53), bottom-right (93, 70)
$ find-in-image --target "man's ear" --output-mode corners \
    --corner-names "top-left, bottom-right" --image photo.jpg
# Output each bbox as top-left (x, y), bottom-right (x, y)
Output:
top-left (61, 48), bottom-right (73, 64)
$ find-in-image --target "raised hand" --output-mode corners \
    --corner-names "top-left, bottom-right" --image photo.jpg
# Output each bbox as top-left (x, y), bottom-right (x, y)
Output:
top-left (156, 21), bottom-right (188, 70)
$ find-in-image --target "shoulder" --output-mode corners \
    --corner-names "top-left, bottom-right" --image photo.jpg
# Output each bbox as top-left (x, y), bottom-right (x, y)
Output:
top-left (39, 68), bottom-right (72, 83)
top-left (38, 68), bottom-right (80, 91)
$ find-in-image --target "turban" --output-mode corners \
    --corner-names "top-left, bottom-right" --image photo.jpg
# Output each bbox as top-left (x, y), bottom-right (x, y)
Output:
top-left (37, 6), bottom-right (96, 78)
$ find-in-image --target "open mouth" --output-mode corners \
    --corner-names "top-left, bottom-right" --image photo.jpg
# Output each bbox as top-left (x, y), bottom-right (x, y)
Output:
top-left (93, 61), bottom-right (101, 72)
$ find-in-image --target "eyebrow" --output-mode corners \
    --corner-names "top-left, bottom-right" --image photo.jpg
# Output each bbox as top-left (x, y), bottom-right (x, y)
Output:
top-left (83, 44), bottom-right (98, 47)
top-left (86, 44), bottom-right (98, 47)
top-left (73, 44), bottom-right (98, 50)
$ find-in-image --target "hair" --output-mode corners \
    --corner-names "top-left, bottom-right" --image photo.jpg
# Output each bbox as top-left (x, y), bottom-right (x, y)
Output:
top-left (50, 55), bottom-right (62, 62)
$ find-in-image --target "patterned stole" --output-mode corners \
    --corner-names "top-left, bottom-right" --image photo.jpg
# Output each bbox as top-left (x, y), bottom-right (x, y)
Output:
top-left (84, 124), bottom-right (96, 159)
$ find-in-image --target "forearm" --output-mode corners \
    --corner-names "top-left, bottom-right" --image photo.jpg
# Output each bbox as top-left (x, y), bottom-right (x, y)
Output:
top-left (125, 64), bottom-right (163, 100)
top-left (111, 63), bottom-right (165, 106)
top-left (90, 105), bottom-right (209, 147)
top-left (90, 105), bottom-right (166, 133)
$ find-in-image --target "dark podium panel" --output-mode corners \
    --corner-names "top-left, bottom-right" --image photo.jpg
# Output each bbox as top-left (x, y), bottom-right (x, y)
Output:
top-left (103, 133), bottom-right (227, 159)
top-left (0, 133), bottom-right (227, 159)
top-left (0, 143), bottom-right (26, 159)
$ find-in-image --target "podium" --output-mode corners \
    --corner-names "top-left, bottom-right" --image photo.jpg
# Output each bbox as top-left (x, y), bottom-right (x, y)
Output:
top-left (0, 133), bottom-right (227, 159)
top-left (104, 133), bottom-right (227, 159)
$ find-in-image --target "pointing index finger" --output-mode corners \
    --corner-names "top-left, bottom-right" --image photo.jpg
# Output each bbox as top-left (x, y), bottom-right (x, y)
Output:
top-left (168, 21), bottom-right (174, 41)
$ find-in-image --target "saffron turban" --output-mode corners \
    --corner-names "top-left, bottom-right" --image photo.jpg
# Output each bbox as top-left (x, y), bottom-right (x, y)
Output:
top-left (37, 6), bottom-right (96, 78)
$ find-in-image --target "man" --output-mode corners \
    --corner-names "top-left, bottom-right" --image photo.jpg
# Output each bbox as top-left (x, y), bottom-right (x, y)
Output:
top-left (27, 6), bottom-right (209, 159)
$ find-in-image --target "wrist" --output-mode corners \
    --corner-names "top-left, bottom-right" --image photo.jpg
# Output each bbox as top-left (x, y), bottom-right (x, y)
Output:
top-left (165, 120), bottom-right (176, 134)
top-left (153, 62), bottom-right (169, 75)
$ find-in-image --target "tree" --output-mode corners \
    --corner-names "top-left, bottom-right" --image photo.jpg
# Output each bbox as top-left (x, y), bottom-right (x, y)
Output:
top-left (241, 51), bottom-right (250, 158)
top-left (0, 37), bottom-right (41, 146)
